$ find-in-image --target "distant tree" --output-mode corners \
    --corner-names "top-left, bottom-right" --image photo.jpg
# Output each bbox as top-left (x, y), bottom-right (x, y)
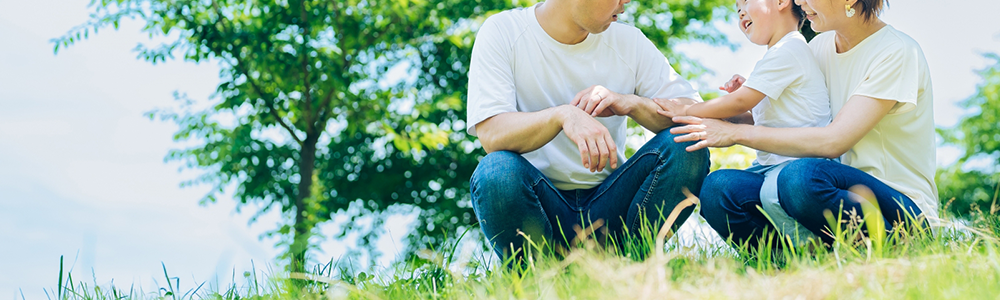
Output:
top-left (54, 0), bottom-right (735, 272)
top-left (937, 53), bottom-right (1000, 217)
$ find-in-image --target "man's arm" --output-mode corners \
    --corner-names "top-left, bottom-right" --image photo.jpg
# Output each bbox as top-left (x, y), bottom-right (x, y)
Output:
top-left (477, 105), bottom-right (619, 172)
top-left (570, 85), bottom-right (697, 133)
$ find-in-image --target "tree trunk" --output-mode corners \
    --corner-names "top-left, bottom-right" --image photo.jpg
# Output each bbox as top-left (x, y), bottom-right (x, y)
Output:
top-left (290, 131), bottom-right (319, 273)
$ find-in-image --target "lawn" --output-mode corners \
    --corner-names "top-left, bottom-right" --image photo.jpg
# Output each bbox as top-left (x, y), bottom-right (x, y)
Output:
top-left (49, 200), bottom-right (1000, 300)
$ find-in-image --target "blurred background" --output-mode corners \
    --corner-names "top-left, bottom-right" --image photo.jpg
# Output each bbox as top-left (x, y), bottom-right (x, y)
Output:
top-left (2, 0), bottom-right (998, 299)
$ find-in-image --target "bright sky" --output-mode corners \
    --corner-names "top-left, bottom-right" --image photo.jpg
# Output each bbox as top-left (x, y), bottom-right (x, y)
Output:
top-left (2, 0), bottom-right (998, 298)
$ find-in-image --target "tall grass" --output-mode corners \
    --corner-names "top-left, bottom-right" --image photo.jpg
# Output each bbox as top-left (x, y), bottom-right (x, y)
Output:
top-left (46, 199), bottom-right (1000, 299)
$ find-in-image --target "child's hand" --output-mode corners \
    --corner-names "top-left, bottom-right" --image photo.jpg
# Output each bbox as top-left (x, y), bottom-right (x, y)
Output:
top-left (719, 74), bottom-right (746, 93)
top-left (653, 98), bottom-right (690, 118)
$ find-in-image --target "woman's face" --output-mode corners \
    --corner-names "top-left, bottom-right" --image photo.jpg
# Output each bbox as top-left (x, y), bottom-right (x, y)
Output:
top-left (795, 0), bottom-right (848, 32)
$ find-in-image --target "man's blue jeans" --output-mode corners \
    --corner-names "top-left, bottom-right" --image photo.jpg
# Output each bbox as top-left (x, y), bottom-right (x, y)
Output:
top-left (699, 158), bottom-right (925, 248)
top-left (470, 130), bottom-right (710, 262)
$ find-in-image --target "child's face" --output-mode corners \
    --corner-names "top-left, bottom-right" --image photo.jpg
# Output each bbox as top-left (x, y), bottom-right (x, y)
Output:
top-left (737, 0), bottom-right (782, 46)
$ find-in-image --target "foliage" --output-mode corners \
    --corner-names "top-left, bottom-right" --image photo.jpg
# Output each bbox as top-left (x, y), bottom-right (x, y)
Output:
top-left (937, 53), bottom-right (1000, 217)
top-left (54, 0), bottom-right (737, 271)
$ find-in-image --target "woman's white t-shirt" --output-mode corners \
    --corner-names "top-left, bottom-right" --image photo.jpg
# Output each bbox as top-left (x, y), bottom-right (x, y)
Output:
top-left (810, 25), bottom-right (939, 219)
top-left (466, 5), bottom-right (701, 190)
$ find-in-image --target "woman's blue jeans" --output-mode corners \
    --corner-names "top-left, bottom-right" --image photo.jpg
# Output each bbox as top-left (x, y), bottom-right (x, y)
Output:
top-left (470, 130), bottom-right (710, 262)
top-left (699, 158), bottom-right (925, 248)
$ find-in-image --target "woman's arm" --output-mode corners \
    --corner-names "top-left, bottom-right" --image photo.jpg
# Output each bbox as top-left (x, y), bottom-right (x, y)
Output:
top-left (671, 95), bottom-right (896, 157)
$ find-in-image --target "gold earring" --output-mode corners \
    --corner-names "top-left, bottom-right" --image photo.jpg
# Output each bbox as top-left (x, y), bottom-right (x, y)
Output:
top-left (845, 4), bottom-right (856, 18)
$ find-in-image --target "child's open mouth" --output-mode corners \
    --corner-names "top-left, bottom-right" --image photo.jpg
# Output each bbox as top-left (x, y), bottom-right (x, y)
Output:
top-left (742, 20), bottom-right (753, 32)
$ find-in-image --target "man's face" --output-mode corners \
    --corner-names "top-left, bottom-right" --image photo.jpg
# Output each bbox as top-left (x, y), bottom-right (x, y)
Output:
top-left (573, 0), bottom-right (630, 34)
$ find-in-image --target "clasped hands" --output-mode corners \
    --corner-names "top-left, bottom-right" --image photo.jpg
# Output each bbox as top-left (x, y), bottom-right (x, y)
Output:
top-left (562, 85), bottom-right (633, 173)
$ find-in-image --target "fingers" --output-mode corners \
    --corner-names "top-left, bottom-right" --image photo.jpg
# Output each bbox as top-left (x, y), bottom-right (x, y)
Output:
top-left (686, 140), bottom-right (710, 152)
top-left (596, 135), bottom-right (610, 172)
top-left (571, 86), bottom-right (592, 106)
top-left (656, 109), bottom-right (674, 118)
top-left (586, 138), bottom-right (600, 172)
top-left (669, 123), bottom-right (707, 135)
top-left (585, 93), bottom-right (601, 114)
top-left (673, 131), bottom-right (703, 143)
top-left (671, 116), bottom-right (703, 125)
top-left (577, 140), bottom-right (590, 170)
top-left (607, 134), bottom-right (618, 169)
top-left (592, 97), bottom-right (613, 117)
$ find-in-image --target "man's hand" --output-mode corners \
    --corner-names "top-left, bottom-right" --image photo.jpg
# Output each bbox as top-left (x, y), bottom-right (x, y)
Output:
top-left (653, 98), bottom-right (691, 119)
top-left (571, 85), bottom-right (634, 117)
top-left (719, 74), bottom-right (746, 93)
top-left (559, 106), bottom-right (618, 172)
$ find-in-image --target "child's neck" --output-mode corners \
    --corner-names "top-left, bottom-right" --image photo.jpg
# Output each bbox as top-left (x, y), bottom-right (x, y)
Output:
top-left (765, 17), bottom-right (801, 48)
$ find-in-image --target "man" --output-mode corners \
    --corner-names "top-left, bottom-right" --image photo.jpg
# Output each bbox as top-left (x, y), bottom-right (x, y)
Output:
top-left (466, 0), bottom-right (709, 263)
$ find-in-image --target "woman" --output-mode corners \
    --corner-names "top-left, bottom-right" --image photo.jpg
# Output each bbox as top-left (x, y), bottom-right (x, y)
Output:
top-left (669, 0), bottom-right (936, 247)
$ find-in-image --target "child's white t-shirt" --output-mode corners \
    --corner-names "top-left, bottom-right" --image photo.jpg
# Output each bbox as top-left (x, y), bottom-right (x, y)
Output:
top-left (809, 25), bottom-right (939, 219)
top-left (743, 31), bottom-right (832, 166)
top-left (466, 5), bottom-right (701, 190)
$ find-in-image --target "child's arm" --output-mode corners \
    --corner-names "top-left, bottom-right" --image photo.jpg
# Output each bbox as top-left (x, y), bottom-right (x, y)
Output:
top-left (685, 86), bottom-right (766, 119)
top-left (655, 74), bottom-right (765, 119)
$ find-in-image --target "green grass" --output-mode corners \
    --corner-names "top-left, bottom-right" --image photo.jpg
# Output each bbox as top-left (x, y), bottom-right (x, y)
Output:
top-left (47, 207), bottom-right (1000, 299)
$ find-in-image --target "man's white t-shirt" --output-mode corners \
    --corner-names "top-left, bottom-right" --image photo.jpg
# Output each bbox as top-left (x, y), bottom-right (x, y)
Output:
top-left (466, 4), bottom-right (701, 190)
top-left (743, 31), bottom-right (832, 166)
top-left (810, 25), bottom-right (939, 219)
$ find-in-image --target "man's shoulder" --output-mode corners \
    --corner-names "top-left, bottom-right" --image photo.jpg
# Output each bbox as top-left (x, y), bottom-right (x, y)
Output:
top-left (481, 7), bottom-right (532, 35)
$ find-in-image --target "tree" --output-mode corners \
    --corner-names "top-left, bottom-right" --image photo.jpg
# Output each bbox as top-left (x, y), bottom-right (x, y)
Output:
top-left (55, 0), bottom-right (735, 272)
top-left (937, 53), bottom-right (1000, 218)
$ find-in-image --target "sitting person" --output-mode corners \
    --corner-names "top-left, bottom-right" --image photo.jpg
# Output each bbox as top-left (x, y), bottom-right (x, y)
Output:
top-left (670, 0), bottom-right (936, 248)
top-left (656, 0), bottom-right (830, 246)
top-left (466, 0), bottom-right (709, 264)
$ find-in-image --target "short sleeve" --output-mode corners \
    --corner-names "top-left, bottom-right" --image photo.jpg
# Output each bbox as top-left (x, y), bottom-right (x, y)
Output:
top-left (853, 45), bottom-right (920, 114)
top-left (466, 17), bottom-right (518, 136)
top-left (743, 47), bottom-right (800, 100)
top-left (632, 32), bottom-right (701, 101)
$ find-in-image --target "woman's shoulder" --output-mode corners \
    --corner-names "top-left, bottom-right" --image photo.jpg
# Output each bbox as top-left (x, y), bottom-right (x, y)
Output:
top-left (876, 25), bottom-right (923, 51)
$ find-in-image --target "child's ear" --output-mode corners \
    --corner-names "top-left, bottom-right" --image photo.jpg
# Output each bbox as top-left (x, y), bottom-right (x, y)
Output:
top-left (776, 0), bottom-right (792, 10)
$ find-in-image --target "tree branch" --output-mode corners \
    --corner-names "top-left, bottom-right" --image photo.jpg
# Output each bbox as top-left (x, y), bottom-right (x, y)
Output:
top-left (211, 0), bottom-right (304, 145)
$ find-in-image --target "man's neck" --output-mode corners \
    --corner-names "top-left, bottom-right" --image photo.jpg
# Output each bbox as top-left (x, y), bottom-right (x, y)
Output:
top-left (535, 1), bottom-right (589, 45)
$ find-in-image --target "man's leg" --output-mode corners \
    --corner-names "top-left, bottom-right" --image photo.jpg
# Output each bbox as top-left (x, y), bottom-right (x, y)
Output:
top-left (470, 151), bottom-right (568, 264)
top-left (585, 129), bottom-right (710, 245)
top-left (699, 169), bottom-right (777, 250)
top-left (777, 158), bottom-right (926, 245)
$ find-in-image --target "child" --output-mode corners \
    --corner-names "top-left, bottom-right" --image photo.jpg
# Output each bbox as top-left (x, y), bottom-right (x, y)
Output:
top-left (656, 0), bottom-right (830, 246)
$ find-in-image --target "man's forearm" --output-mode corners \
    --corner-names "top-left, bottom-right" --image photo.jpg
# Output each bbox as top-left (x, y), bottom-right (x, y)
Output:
top-left (476, 105), bottom-right (570, 154)
top-left (627, 96), bottom-right (698, 133)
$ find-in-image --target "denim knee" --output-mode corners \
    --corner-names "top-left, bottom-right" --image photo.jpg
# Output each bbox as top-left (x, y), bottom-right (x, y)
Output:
top-left (646, 129), bottom-right (711, 191)
top-left (470, 151), bottom-right (536, 209)
top-left (776, 158), bottom-right (828, 219)
top-left (698, 170), bottom-right (742, 226)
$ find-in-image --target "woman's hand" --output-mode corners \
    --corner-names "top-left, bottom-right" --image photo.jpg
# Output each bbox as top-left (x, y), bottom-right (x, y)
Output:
top-left (669, 116), bottom-right (743, 152)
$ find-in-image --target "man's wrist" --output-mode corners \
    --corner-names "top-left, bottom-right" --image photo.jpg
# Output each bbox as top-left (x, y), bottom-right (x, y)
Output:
top-left (553, 104), bottom-right (577, 128)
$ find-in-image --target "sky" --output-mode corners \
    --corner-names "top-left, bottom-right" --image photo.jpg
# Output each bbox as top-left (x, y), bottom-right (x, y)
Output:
top-left (1, 0), bottom-right (999, 299)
